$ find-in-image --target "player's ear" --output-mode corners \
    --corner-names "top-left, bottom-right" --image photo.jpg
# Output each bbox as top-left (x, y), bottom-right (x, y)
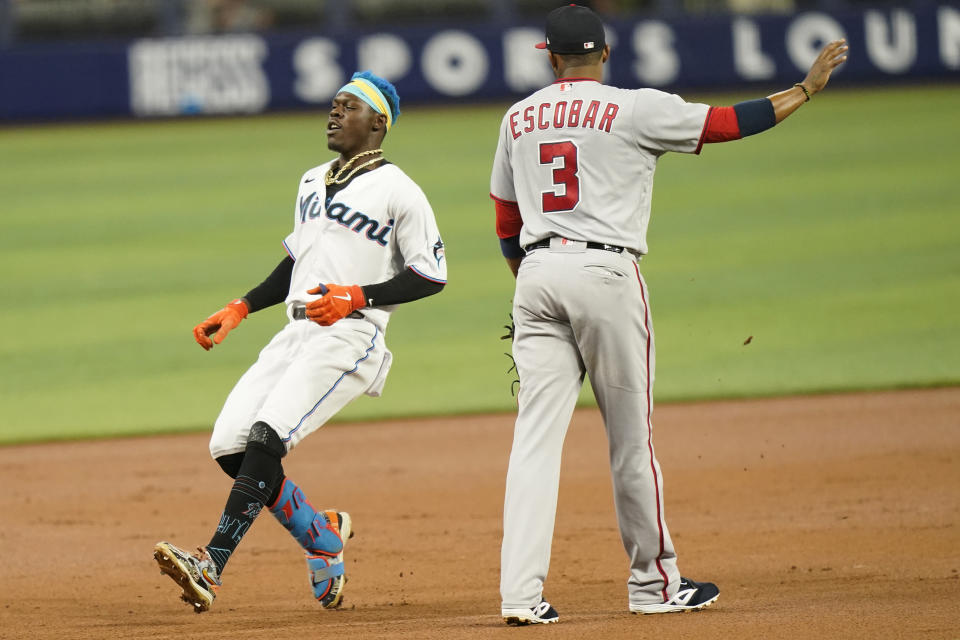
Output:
top-left (547, 51), bottom-right (560, 75)
top-left (371, 112), bottom-right (387, 133)
top-left (601, 44), bottom-right (610, 63)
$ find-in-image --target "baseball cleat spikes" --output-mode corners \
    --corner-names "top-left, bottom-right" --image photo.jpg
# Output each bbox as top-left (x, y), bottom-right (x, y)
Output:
top-left (629, 577), bottom-right (719, 614)
top-left (153, 541), bottom-right (221, 613)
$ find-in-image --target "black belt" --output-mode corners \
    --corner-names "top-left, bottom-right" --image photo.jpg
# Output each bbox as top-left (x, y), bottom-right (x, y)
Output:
top-left (524, 238), bottom-right (626, 254)
top-left (292, 305), bottom-right (363, 321)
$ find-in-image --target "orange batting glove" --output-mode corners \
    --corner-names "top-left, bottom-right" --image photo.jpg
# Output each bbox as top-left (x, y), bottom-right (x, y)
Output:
top-left (193, 299), bottom-right (249, 350)
top-left (305, 284), bottom-right (366, 326)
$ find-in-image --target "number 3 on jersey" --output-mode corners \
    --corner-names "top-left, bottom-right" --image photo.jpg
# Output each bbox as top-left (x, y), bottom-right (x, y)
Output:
top-left (539, 141), bottom-right (580, 214)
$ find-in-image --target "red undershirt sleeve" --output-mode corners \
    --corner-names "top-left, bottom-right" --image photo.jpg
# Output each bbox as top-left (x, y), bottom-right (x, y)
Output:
top-left (491, 194), bottom-right (523, 239)
top-left (695, 106), bottom-right (742, 153)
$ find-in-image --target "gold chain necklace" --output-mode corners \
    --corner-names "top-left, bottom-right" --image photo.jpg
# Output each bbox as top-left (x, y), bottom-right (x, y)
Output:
top-left (325, 148), bottom-right (384, 186)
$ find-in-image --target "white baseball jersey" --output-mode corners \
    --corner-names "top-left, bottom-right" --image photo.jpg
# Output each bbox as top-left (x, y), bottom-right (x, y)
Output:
top-left (283, 161), bottom-right (447, 332)
top-left (490, 79), bottom-right (709, 254)
top-left (209, 160), bottom-right (446, 457)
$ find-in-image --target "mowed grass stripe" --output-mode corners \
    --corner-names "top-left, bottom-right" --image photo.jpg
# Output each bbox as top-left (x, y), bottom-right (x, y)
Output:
top-left (0, 85), bottom-right (957, 443)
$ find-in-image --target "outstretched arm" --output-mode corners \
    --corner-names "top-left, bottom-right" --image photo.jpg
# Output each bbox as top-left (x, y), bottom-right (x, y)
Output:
top-left (700, 39), bottom-right (849, 147)
top-left (769, 39), bottom-right (849, 123)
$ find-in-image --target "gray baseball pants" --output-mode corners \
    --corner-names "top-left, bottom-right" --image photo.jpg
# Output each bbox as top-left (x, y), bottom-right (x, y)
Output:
top-left (500, 239), bottom-right (680, 610)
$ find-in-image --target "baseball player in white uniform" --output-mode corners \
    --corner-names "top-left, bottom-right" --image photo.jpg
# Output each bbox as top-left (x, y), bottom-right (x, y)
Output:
top-left (490, 4), bottom-right (847, 624)
top-left (154, 71), bottom-right (446, 613)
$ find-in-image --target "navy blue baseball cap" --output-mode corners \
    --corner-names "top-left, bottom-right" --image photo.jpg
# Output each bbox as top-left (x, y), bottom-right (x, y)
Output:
top-left (535, 4), bottom-right (605, 55)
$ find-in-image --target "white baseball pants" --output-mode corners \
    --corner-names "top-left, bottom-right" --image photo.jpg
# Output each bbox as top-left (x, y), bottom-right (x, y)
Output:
top-left (209, 316), bottom-right (389, 458)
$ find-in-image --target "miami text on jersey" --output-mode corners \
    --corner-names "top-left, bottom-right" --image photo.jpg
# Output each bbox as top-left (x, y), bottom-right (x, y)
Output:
top-left (508, 99), bottom-right (620, 140)
top-left (299, 191), bottom-right (393, 247)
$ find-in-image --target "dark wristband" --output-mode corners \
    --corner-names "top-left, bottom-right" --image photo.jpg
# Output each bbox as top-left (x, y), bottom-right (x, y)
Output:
top-left (733, 98), bottom-right (777, 137)
top-left (500, 234), bottom-right (524, 259)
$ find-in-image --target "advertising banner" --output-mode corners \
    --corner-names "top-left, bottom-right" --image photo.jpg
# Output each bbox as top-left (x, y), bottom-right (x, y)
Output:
top-left (0, 4), bottom-right (957, 120)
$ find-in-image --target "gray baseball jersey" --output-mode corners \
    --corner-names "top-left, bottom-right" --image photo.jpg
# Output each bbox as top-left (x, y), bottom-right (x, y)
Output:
top-left (490, 80), bottom-right (708, 254)
top-left (491, 79), bottom-right (710, 612)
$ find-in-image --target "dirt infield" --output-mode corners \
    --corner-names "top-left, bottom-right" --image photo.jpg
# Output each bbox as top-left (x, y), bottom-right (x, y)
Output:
top-left (1, 388), bottom-right (958, 639)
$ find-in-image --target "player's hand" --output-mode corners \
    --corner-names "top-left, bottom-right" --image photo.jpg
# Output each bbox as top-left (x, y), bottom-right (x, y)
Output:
top-left (802, 39), bottom-right (849, 95)
top-left (305, 284), bottom-right (366, 326)
top-left (193, 299), bottom-right (249, 350)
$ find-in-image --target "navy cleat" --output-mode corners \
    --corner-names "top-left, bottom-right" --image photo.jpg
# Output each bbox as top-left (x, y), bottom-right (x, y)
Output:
top-left (503, 600), bottom-right (560, 625)
top-left (629, 577), bottom-right (719, 614)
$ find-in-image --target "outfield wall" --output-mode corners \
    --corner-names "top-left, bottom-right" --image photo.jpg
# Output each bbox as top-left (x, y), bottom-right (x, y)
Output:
top-left (1, 3), bottom-right (958, 120)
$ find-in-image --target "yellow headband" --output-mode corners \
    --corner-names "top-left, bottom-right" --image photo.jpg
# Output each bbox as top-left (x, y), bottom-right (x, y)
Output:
top-left (342, 79), bottom-right (393, 130)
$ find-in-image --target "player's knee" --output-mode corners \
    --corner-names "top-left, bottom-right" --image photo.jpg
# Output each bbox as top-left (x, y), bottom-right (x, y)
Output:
top-left (246, 421), bottom-right (287, 459)
top-left (215, 452), bottom-right (245, 478)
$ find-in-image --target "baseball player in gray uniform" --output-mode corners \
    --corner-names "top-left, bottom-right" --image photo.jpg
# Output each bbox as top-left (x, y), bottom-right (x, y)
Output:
top-left (153, 71), bottom-right (447, 613)
top-left (490, 4), bottom-right (847, 625)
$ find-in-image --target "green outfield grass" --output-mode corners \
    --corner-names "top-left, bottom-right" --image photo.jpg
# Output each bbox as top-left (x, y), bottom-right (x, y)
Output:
top-left (1, 84), bottom-right (958, 444)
